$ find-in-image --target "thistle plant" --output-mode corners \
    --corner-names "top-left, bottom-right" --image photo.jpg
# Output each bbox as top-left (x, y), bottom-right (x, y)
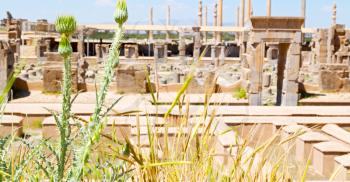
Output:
top-left (55, 15), bottom-right (77, 182)
top-left (69, 0), bottom-right (128, 180)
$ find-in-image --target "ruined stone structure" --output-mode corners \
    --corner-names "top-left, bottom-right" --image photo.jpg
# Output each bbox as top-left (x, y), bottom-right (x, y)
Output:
top-left (243, 17), bottom-right (304, 106)
top-left (0, 41), bottom-right (15, 93)
top-left (43, 53), bottom-right (79, 93)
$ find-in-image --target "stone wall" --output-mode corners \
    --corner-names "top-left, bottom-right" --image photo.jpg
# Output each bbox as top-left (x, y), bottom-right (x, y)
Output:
top-left (0, 41), bottom-right (15, 93)
top-left (319, 64), bottom-right (350, 92)
top-left (42, 52), bottom-right (79, 93)
top-left (116, 63), bottom-right (147, 93)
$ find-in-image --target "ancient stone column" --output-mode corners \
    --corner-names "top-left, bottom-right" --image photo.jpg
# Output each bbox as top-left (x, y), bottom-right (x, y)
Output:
top-left (0, 42), bottom-right (9, 93)
top-left (204, 5), bottom-right (208, 42)
top-left (282, 42), bottom-right (301, 106)
top-left (77, 28), bottom-right (85, 57)
top-left (236, 6), bottom-right (240, 27)
top-left (219, 45), bottom-right (225, 65)
top-left (198, 0), bottom-right (203, 26)
top-left (267, 0), bottom-right (271, 17)
top-left (95, 44), bottom-right (102, 59)
top-left (247, 43), bottom-right (264, 106)
top-left (332, 3), bottom-right (337, 26)
top-left (240, 0), bottom-right (245, 27)
top-left (266, 44), bottom-right (278, 62)
top-left (301, 0), bottom-right (306, 27)
top-left (148, 7), bottom-right (154, 40)
top-left (178, 30), bottom-right (186, 63)
top-left (213, 3), bottom-right (218, 41)
top-left (217, 0), bottom-right (223, 42)
top-left (246, 0), bottom-right (252, 21)
top-left (166, 5), bottom-right (171, 40)
top-left (45, 39), bottom-right (51, 53)
top-left (325, 3), bottom-right (338, 64)
top-left (193, 27), bottom-right (202, 63)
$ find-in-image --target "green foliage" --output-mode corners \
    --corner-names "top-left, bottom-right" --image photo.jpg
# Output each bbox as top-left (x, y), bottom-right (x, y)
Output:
top-left (114, 0), bottom-right (128, 26)
top-left (88, 31), bottom-right (114, 40)
top-left (55, 15), bottom-right (77, 35)
top-left (69, 0), bottom-right (128, 180)
top-left (234, 88), bottom-right (247, 100)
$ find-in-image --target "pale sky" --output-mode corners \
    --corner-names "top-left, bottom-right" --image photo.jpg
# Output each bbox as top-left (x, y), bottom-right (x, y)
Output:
top-left (0, 0), bottom-right (348, 28)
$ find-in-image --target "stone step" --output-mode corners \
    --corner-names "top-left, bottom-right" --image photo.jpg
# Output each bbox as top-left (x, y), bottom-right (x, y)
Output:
top-left (312, 141), bottom-right (350, 177)
top-left (6, 104), bottom-right (350, 118)
top-left (296, 131), bottom-right (329, 162)
top-left (281, 125), bottom-right (311, 154)
top-left (322, 124), bottom-right (350, 146)
top-left (334, 154), bottom-right (350, 181)
top-left (42, 116), bottom-right (138, 140)
top-left (0, 115), bottom-right (24, 137)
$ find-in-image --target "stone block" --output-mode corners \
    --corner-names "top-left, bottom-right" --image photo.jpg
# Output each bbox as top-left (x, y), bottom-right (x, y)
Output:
top-left (0, 115), bottom-right (24, 137)
top-left (283, 80), bottom-right (299, 93)
top-left (319, 70), bottom-right (344, 92)
top-left (124, 44), bottom-right (139, 59)
top-left (116, 64), bottom-right (147, 93)
top-left (249, 93), bottom-right (262, 106)
top-left (296, 132), bottom-right (329, 162)
top-left (263, 74), bottom-right (271, 87)
top-left (281, 92), bottom-right (299, 106)
top-left (43, 66), bottom-right (78, 93)
top-left (45, 52), bottom-right (80, 63)
top-left (334, 154), bottom-right (350, 181)
top-left (313, 141), bottom-right (350, 177)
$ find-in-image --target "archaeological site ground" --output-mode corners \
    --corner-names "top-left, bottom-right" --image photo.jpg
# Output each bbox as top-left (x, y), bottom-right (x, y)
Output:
top-left (0, 0), bottom-right (350, 181)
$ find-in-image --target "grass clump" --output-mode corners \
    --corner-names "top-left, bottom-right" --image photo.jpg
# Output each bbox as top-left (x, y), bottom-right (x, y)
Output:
top-left (234, 87), bottom-right (247, 100)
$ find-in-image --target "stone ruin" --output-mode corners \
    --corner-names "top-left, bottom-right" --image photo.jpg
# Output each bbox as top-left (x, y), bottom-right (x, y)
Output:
top-left (242, 17), bottom-right (304, 106)
top-left (1, 1), bottom-right (350, 107)
top-left (0, 41), bottom-right (15, 93)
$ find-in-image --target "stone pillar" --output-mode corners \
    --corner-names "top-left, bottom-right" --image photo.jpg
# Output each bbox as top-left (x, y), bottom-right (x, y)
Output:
top-left (213, 3), bottom-right (218, 41)
top-left (198, 0), bottom-right (203, 26)
top-left (247, 43), bottom-right (264, 106)
top-left (219, 45), bottom-right (225, 65)
top-left (267, 0), bottom-right (271, 17)
top-left (203, 5), bottom-right (208, 42)
top-left (95, 44), bottom-right (102, 59)
top-left (217, 0), bottom-right (223, 42)
top-left (193, 27), bottom-right (202, 63)
top-left (282, 42), bottom-right (301, 106)
top-left (327, 26), bottom-right (335, 64)
top-left (15, 39), bottom-right (21, 58)
top-left (45, 39), bottom-right (51, 53)
top-left (301, 0), bottom-right (306, 27)
top-left (211, 45), bottom-right (218, 65)
top-left (240, 0), bottom-right (245, 27)
top-left (332, 3), bottom-right (337, 26)
top-left (266, 44), bottom-right (278, 62)
top-left (246, 0), bottom-right (252, 21)
top-left (179, 30), bottom-right (186, 63)
top-left (148, 7), bottom-right (154, 41)
top-left (77, 28), bottom-right (85, 57)
top-left (125, 44), bottom-right (139, 59)
top-left (236, 6), bottom-right (240, 27)
top-left (166, 5), bottom-right (171, 40)
top-left (0, 42), bottom-right (9, 93)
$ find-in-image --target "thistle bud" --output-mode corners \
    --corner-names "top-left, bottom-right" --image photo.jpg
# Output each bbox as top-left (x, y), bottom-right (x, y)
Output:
top-left (114, 0), bottom-right (128, 26)
top-left (58, 35), bottom-right (73, 58)
top-left (55, 15), bottom-right (77, 35)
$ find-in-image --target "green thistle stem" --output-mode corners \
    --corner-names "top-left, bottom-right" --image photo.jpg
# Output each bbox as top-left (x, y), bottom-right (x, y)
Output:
top-left (69, 25), bottom-right (124, 181)
top-left (57, 54), bottom-right (72, 182)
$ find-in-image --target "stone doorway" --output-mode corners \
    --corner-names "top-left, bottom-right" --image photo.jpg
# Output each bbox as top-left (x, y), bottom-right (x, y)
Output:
top-left (243, 17), bottom-right (304, 106)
